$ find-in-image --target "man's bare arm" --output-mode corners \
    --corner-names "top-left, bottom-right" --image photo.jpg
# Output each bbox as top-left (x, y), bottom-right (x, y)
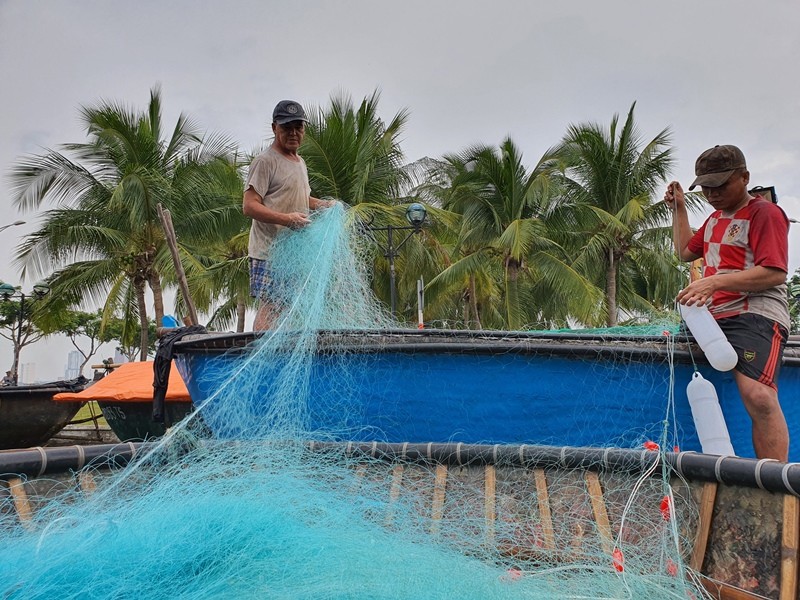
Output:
top-left (677, 265), bottom-right (787, 306)
top-left (242, 187), bottom-right (310, 228)
top-left (664, 181), bottom-right (701, 262)
top-left (309, 196), bottom-right (335, 210)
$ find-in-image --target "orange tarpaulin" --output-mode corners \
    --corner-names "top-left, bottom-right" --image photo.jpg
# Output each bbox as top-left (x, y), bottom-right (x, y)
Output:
top-left (53, 361), bottom-right (190, 403)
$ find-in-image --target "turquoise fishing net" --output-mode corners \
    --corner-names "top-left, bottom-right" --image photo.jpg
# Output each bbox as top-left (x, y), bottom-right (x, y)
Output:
top-left (0, 204), bottom-right (708, 599)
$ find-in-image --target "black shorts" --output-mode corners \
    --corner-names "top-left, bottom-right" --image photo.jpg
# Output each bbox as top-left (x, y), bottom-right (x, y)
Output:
top-left (717, 313), bottom-right (788, 390)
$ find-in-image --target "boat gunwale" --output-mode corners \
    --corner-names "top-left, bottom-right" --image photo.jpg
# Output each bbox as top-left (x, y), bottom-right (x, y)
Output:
top-left (170, 328), bottom-right (800, 366)
top-left (2, 441), bottom-right (799, 497)
top-left (0, 379), bottom-right (89, 397)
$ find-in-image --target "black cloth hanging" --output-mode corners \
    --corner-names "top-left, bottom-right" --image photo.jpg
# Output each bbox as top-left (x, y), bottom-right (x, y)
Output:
top-left (152, 325), bottom-right (207, 422)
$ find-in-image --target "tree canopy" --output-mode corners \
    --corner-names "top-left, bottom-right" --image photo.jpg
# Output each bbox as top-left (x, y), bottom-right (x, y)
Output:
top-left (6, 90), bottom-right (721, 354)
top-left (10, 85), bottom-right (236, 357)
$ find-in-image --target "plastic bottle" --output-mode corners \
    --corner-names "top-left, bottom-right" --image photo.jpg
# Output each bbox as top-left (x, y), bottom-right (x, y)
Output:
top-left (678, 303), bottom-right (738, 371)
top-left (686, 372), bottom-right (735, 456)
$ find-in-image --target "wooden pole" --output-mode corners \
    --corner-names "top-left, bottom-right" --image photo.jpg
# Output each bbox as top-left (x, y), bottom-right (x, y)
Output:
top-left (780, 494), bottom-right (799, 600)
top-left (7, 477), bottom-right (33, 526)
top-left (430, 463), bottom-right (448, 536)
top-left (533, 468), bottom-right (555, 550)
top-left (484, 464), bottom-right (496, 545)
top-left (157, 204), bottom-right (198, 326)
top-left (690, 481), bottom-right (718, 572)
top-left (384, 464), bottom-right (405, 527)
top-left (585, 471), bottom-right (613, 555)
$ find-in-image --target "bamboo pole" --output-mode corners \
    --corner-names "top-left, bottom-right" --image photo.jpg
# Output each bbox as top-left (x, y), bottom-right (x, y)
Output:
top-left (430, 463), bottom-right (448, 536)
top-left (157, 204), bottom-right (198, 326)
top-left (533, 468), bottom-right (555, 550)
top-left (7, 477), bottom-right (32, 526)
top-left (384, 464), bottom-right (405, 527)
top-left (780, 494), bottom-right (799, 600)
top-left (700, 577), bottom-right (769, 600)
top-left (78, 471), bottom-right (97, 495)
top-left (690, 481), bottom-right (718, 572)
top-left (349, 463), bottom-right (366, 493)
top-left (585, 471), bottom-right (613, 555)
top-left (484, 464), bottom-right (496, 545)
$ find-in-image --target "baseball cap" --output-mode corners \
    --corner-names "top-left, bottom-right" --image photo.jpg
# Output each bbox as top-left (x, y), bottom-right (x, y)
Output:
top-left (688, 145), bottom-right (747, 190)
top-left (272, 100), bottom-right (308, 125)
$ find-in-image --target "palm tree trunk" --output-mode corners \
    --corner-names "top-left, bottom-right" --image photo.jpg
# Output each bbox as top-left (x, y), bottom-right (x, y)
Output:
top-left (606, 249), bottom-right (617, 327)
top-left (135, 278), bottom-right (149, 361)
top-left (148, 270), bottom-right (165, 327)
top-left (236, 298), bottom-right (246, 333)
top-left (469, 275), bottom-right (482, 330)
top-left (505, 257), bottom-right (521, 330)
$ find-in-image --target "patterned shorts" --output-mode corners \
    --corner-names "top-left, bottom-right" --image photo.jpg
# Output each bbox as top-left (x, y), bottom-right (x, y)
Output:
top-left (249, 258), bottom-right (273, 300)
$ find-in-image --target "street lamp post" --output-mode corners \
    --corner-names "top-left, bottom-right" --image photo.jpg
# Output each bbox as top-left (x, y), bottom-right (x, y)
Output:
top-left (0, 282), bottom-right (50, 385)
top-left (749, 184), bottom-right (798, 223)
top-left (0, 220), bottom-right (25, 234)
top-left (361, 203), bottom-right (427, 316)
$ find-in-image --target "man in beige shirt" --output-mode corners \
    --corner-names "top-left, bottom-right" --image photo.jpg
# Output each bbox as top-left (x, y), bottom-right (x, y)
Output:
top-left (243, 100), bottom-right (333, 329)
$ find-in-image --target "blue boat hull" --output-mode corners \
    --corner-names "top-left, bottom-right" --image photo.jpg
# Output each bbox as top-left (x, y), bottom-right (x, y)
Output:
top-left (173, 330), bottom-right (800, 461)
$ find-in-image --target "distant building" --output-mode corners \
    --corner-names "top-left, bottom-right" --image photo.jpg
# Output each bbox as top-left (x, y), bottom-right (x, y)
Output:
top-left (65, 350), bottom-right (82, 379)
top-left (19, 362), bottom-right (36, 384)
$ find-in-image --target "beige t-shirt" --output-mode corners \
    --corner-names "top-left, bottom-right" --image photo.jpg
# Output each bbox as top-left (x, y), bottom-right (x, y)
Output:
top-left (245, 146), bottom-right (311, 260)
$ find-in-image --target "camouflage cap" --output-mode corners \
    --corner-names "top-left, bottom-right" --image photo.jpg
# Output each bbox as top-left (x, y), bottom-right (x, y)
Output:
top-left (689, 145), bottom-right (747, 190)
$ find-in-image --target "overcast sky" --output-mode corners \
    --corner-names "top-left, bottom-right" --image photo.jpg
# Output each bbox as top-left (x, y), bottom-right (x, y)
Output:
top-left (1, 0), bottom-right (799, 380)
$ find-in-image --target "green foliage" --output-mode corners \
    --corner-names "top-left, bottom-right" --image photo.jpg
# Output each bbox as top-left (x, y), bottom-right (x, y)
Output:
top-left (302, 90), bottom-right (411, 206)
top-left (789, 268), bottom-right (800, 335)
top-left (169, 153), bottom-right (254, 332)
top-left (48, 309), bottom-right (110, 373)
top-left (10, 85), bottom-right (235, 357)
top-left (100, 316), bottom-right (157, 362)
top-left (299, 91), bottom-right (445, 318)
top-left (0, 291), bottom-right (56, 380)
top-left (7, 88), bottom-right (711, 336)
top-left (419, 139), bottom-right (603, 330)
top-left (552, 102), bottom-right (703, 326)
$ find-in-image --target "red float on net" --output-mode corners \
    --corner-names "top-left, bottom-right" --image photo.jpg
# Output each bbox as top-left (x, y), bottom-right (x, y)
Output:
top-left (660, 495), bottom-right (672, 521)
top-left (500, 568), bottom-right (522, 583)
top-left (643, 441), bottom-right (659, 451)
top-left (612, 548), bottom-right (624, 572)
top-left (667, 559), bottom-right (678, 577)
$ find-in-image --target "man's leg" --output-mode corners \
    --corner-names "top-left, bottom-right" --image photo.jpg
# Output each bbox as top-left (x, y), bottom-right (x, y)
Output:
top-left (734, 371), bottom-right (789, 461)
top-left (250, 257), bottom-right (278, 331)
top-left (253, 302), bottom-right (278, 331)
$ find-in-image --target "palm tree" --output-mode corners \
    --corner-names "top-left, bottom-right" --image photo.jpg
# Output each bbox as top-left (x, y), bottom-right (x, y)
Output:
top-left (178, 153), bottom-right (253, 332)
top-left (0, 289), bottom-right (52, 383)
top-left (301, 90), bottom-right (441, 317)
top-left (553, 103), bottom-right (704, 326)
top-left (421, 139), bottom-right (603, 330)
top-left (301, 90), bottom-right (411, 210)
top-left (10, 86), bottom-right (235, 358)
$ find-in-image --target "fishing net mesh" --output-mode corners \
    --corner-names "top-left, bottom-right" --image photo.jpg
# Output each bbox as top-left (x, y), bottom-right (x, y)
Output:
top-left (0, 204), bottom-right (712, 599)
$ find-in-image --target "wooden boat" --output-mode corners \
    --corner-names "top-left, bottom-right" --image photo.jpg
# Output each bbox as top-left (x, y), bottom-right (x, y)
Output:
top-left (0, 378), bottom-right (87, 450)
top-left (52, 361), bottom-right (192, 442)
top-left (171, 329), bottom-right (800, 461)
top-left (1, 440), bottom-right (798, 599)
